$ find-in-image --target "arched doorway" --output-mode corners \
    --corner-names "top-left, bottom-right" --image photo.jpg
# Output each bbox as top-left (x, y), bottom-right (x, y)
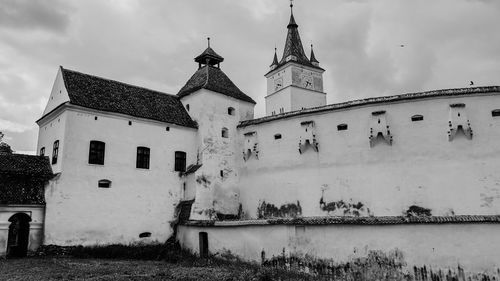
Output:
top-left (7, 213), bottom-right (31, 258)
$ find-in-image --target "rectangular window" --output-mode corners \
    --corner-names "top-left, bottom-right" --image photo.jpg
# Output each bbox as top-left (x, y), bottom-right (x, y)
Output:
top-left (40, 147), bottom-right (45, 156)
top-left (89, 140), bottom-right (105, 165)
top-left (52, 141), bottom-right (59, 164)
top-left (174, 151), bottom-right (186, 172)
top-left (136, 146), bottom-right (150, 169)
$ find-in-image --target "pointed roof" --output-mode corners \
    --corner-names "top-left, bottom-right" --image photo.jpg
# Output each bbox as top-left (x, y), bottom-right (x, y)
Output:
top-left (270, 48), bottom-right (279, 67)
top-left (177, 65), bottom-right (256, 104)
top-left (194, 38), bottom-right (224, 66)
top-left (310, 44), bottom-right (319, 63)
top-left (266, 3), bottom-right (324, 75)
top-left (39, 67), bottom-right (198, 128)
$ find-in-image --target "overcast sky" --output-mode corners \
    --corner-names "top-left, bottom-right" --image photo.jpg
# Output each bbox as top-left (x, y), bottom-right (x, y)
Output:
top-left (1, 0), bottom-right (500, 153)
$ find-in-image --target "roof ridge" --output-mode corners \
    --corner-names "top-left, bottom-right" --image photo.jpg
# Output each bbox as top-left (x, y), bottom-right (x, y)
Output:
top-left (61, 67), bottom-right (179, 99)
top-left (239, 85), bottom-right (500, 127)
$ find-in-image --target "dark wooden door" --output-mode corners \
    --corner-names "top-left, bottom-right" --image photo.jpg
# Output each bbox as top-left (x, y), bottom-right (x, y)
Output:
top-left (7, 214), bottom-right (30, 258)
top-left (199, 232), bottom-right (208, 258)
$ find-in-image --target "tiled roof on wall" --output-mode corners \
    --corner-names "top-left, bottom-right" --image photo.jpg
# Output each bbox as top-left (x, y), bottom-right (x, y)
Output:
top-left (182, 215), bottom-right (500, 227)
top-left (239, 86), bottom-right (500, 128)
top-left (0, 154), bottom-right (53, 205)
top-left (177, 65), bottom-right (256, 104)
top-left (57, 67), bottom-right (197, 128)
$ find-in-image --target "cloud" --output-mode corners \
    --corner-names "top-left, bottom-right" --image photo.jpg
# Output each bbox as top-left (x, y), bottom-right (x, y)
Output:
top-left (0, 0), bottom-right (73, 33)
top-left (0, 0), bottom-right (500, 152)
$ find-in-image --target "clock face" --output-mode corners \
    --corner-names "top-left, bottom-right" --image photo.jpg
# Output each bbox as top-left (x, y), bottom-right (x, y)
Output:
top-left (300, 73), bottom-right (313, 89)
top-left (274, 78), bottom-right (283, 91)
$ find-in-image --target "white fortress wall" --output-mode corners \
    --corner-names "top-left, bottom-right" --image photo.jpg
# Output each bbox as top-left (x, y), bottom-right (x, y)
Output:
top-left (237, 92), bottom-right (500, 218)
top-left (42, 107), bottom-right (197, 245)
top-left (177, 222), bottom-right (500, 273)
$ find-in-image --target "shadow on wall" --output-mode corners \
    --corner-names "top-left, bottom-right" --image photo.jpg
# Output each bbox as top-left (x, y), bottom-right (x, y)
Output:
top-left (257, 201), bottom-right (302, 219)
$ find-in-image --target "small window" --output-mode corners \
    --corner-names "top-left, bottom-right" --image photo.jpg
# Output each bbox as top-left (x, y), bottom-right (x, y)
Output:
top-left (98, 179), bottom-right (111, 188)
top-left (94, 116), bottom-right (98, 120)
top-left (52, 140), bottom-right (59, 164)
top-left (492, 109), bottom-right (500, 117)
top-left (89, 141), bottom-right (105, 165)
top-left (174, 151), bottom-right (187, 172)
top-left (274, 134), bottom-right (282, 140)
top-left (136, 146), bottom-right (150, 169)
top-left (40, 147), bottom-right (45, 156)
top-left (228, 107), bottom-right (235, 115)
top-left (186, 104), bottom-right (190, 111)
top-left (128, 121), bottom-right (132, 126)
top-left (220, 170), bottom-right (224, 177)
top-left (411, 115), bottom-right (424, 122)
top-left (337, 124), bottom-right (348, 131)
top-left (166, 127), bottom-right (170, 131)
top-left (221, 127), bottom-right (229, 138)
top-left (139, 232), bottom-right (151, 238)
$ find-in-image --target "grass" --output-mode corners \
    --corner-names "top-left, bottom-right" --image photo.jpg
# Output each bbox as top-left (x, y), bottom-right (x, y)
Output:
top-left (0, 257), bottom-right (313, 281)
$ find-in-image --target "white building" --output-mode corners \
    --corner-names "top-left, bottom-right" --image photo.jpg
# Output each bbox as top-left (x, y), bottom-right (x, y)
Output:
top-left (27, 3), bottom-right (500, 274)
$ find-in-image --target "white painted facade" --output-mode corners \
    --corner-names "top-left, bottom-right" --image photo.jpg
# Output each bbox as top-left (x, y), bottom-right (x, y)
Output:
top-left (37, 103), bottom-right (198, 245)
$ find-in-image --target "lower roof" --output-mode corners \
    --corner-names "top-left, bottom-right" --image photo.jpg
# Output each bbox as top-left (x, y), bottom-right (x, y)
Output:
top-left (239, 86), bottom-right (500, 128)
top-left (182, 215), bottom-right (500, 227)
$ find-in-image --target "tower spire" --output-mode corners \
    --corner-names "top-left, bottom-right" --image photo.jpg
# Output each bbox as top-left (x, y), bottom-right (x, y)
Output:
top-left (270, 47), bottom-right (279, 69)
top-left (310, 44), bottom-right (319, 66)
top-left (194, 37), bottom-right (224, 69)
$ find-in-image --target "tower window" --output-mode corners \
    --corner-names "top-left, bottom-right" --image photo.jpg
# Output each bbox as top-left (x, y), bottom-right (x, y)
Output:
top-left (220, 170), bottom-right (224, 177)
top-left (411, 115), bottom-right (424, 122)
top-left (39, 147), bottom-right (45, 156)
top-left (492, 109), bottom-right (500, 117)
top-left (166, 126), bottom-right (170, 131)
top-left (52, 140), bottom-right (59, 164)
top-left (128, 121), bottom-right (132, 126)
top-left (222, 127), bottom-right (229, 138)
top-left (274, 134), bottom-right (282, 140)
top-left (186, 104), bottom-right (190, 111)
top-left (136, 146), bottom-right (150, 169)
top-left (337, 124), bottom-right (348, 131)
top-left (174, 151), bottom-right (186, 172)
top-left (89, 140), bottom-right (105, 165)
top-left (98, 179), bottom-right (111, 188)
top-left (228, 107), bottom-right (235, 115)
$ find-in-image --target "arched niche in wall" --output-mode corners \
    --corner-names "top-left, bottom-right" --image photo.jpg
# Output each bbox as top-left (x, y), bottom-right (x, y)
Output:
top-left (298, 120), bottom-right (318, 154)
top-left (369, 110), bottom-right (393, 147)
top-left (448, 103), bottom-right (473, 141)
top-left (243, 131), bottom-right (259, 161)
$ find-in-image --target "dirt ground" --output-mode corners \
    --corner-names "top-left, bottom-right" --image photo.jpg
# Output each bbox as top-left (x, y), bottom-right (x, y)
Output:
top-left (0, 257), bottom-right (274, 281)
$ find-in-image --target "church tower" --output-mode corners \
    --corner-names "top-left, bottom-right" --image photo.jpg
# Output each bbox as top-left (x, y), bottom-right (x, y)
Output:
top-left (264, 2), bottom-right (326, 116)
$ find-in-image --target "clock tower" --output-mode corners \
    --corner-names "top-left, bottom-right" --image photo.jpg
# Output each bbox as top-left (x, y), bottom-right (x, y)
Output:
top-left (264, 2), bottom-right (326, 116)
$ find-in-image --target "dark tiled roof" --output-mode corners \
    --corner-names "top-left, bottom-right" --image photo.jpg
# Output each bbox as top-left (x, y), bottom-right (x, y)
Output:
top-left (0, 154), bottom-right (53, 177)
top-left (181, 215), bottom-right (500, 227)
top-left (239, 86), bottom-right (500, 128)
top-left (177, 65), bottom-right (256, 104)
top-left (194, 47), bottom-right (224, 65)
top-left (56, 67), bottom-right (197, 128)
top-left (266, 11), bottom-right (324, 76)
top-left (0, 154), bottom-right (53, 205)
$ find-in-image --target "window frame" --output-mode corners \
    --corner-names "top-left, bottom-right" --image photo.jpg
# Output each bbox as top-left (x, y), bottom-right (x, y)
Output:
top-left (52, 140), bottom-right (59, 164)
top-left (88, 140), bottom-right (105, 165)
top-left (136, 146), bottom-right (151, 169)
top-left (337, 124), bottom-right (348, 131)
top-left (411, 114), bottom-right (424, 122)
top-left (174, 151), bottom-right (187, 172)
top-left (221, 127), bottom-right (229, 138)
top-left (98, 179), bottom-right (111, 188)
top-left (40, 147), bottom-right (45, 156)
